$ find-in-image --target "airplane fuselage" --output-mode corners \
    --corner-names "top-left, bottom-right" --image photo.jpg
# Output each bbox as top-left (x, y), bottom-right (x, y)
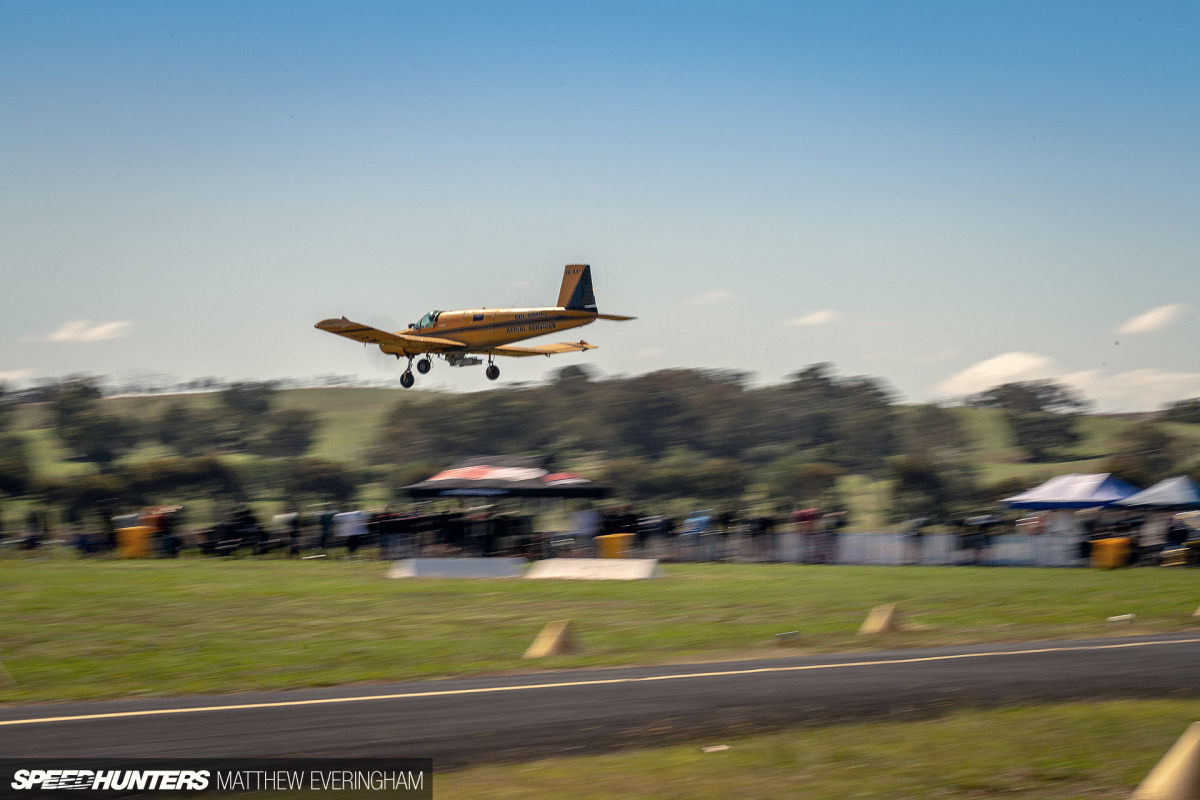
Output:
top-left (399, 307), bottom-right (597, 355)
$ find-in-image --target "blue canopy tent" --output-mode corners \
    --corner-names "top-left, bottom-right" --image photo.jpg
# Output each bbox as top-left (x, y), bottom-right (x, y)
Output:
top-left (1003, 473), bottom-right (1140, 509)
top-left (1114, 476), bottom-right (1200, 510)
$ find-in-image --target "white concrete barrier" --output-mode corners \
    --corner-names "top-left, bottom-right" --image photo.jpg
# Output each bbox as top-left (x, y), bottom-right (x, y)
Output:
top-left (524, 558), bottom-right (662, 580)
top-left (387, 558), bottom-right (527, 579)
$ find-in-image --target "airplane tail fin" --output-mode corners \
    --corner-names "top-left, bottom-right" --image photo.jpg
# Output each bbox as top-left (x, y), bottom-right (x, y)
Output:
top-left (557, 264), bottom-right (597, 312)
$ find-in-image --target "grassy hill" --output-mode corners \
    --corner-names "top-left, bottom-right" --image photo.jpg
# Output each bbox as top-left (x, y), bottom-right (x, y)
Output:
top-left (8, 388), bottom-right (1200, 529)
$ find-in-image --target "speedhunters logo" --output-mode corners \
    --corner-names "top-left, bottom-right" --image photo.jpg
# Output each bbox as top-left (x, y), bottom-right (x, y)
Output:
top-left (11, 771), bottom-right (209, 791)
top-left (0, 760), bottom-right (431, 799)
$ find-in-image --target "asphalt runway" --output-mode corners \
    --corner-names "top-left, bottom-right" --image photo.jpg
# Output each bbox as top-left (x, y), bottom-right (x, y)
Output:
top-left (3, 635), bottom-right (1199, 766)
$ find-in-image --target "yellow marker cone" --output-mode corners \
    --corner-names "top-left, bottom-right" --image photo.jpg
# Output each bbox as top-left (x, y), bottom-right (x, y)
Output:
top-left (523, 620), bottom-right (577, 659)
top-left (858, 603), bottom-right (900, 635)
top-left (1132, 722), bottom-right (1200, 800)
top-left (1192, 605), bottom-right (1200, 618)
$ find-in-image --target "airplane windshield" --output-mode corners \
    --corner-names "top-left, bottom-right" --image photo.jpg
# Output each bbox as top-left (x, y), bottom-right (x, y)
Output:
top-left (415, 310), bottom-right (442, 330)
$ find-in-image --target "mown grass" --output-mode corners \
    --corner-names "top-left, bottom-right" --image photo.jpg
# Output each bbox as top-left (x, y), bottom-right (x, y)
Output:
top-left (434, 700), bottom-right (1200, 800)
top-left (2, 560), bottom-right (1198, 704)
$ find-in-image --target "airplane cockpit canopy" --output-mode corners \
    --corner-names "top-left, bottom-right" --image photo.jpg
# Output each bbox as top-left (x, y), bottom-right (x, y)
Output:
top-left (414, 310), bottom-right (442, 331)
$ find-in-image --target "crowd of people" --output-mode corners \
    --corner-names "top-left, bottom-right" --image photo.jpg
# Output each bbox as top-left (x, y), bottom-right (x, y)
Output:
top-left (3, 501), bottom-right (1196, 567)
top-left (3, 502), bottom-right (853, 562)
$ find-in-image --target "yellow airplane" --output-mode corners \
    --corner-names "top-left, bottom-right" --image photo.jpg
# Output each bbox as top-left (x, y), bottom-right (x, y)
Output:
top-left (316, 264), bottom-right (634, 387)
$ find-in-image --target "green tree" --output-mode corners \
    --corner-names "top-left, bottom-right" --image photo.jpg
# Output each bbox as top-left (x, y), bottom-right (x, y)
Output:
top-left (555, 364), bottom-right (593, 394)
top-left (44, 473), bottom-right (129, 524)
top-left (889, 456), bottom-right (950, 521)
top-left (0, 385), bottom-right (17, 432)
top-left (45, 376), bottom-right (103, 430)
top-left (771, 461), bottom-right (844, 508)
top-left (0, 434), bottom-right (32, 498)
top-left (1163, 398), bottom-right (1200, 424)
top-left (156, 403), bottom-right (233, 456)
top-left (1099, 421), bottom-right (1181, 487)
top-left (592, 371), bottom-right (749, 459)
top-left (969, 381), bottom-right (1089, 415)
top-left (218, 381), bottom-right (278, 451)
top-left (43, 377), bottom-right (138, 467)
top-left (62, 413), bottom-right (138, 467)
top-left (899, 404), bottom-right (971, 463)
top-left (286, 458), bottom-right (357, 504)
top-left (752, 365), bottom-right (900, 472)
top-left (252, 408), bottom-right (323, 459)
top-left (968, 380), bottom-right (1089, 462)
top-left (768, 363), bottom-right (842, 449)
top-left (120, 457), bottom-right (244, 504)
top-left (604, 449), bottom-right (747, 502)
top-left (831, 377), bottom-right (898, 472)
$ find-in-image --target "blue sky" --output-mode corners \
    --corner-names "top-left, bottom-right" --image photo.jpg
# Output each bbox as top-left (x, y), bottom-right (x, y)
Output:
top-left (2, 1), bottom-right (1198, 409)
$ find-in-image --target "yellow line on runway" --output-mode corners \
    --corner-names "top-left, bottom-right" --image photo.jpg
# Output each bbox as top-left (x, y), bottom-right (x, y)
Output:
top-left (4, 638), bottom-right (1198, 727)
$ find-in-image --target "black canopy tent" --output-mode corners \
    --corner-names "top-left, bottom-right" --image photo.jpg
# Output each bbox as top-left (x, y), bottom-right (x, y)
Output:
top-left (405, 455), bottom-right (609, 499)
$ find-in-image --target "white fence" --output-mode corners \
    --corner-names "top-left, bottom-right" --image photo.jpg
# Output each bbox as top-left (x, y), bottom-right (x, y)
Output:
top-left (833, 533), bottom-right (1085, 567)
top-left (661, 532), bottom-right (1087, 567)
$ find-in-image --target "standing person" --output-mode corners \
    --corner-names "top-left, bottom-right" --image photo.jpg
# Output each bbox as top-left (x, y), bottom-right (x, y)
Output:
top-left (751, 512), bottom-right (776, 561)
top-left (829, 511), bottom-right (847, 563)
top-left (817, 511), bottom-right (844, 564)
top-left (680, 509), bottom-right (713, 561)
top-left (904, 517), bottom-right (927, 566)
top-left (99, 507), bottom-right (118, 552)
top-left (23, 508), bottom-right (44, 551)
top-left (571, 503), bottom-right (601, 557)
top-left (957, 519), bottom-right (976, 565)
top-left (335, 509), bottom-right (368, 556)
top-left (791, 507), bottom-right (820, 563)
top-left (375, 507), bottom-right (396, 560)
top-left (716, 508), bottom-right (736, 561)
top-left (318, 505), bottom-right (336, 552)
top-left (287, 508), bottom-right (302, 557)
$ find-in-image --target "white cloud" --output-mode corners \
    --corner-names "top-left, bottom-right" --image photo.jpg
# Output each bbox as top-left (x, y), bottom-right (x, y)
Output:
top-left (867, 348), bottom-right (959, 364)
top-left (1116, 304), bottom-right (1187, 335)
top-left (936, 352), bottom-right (1200, 411)
top-left (684, 290), bottom-right (736, 307)
top-left (0, 369), bottom-right (33, 383)
top-left (1069, 369), bottom-right (1200, 411)
top-left (936, 352), bottom-right (1056, 397)
top-left (46, 320), bottom-right (134, 342)
top-left (787, 310), bottom-right (838, 327)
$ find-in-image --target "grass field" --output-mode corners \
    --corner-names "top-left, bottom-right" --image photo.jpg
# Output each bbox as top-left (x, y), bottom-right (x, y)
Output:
top-left (2, 559), bottom-right (1198, 705)
top-left (4, 558), bottom-right (1199, 799)
top-left (435, 700), bottom-right (1200, 799)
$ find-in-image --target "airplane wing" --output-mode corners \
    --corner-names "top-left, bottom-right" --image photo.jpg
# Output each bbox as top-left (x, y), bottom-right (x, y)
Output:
top-left (315, 317), bottom-right (466, 354)
top-left (488, 341), bottom-right (598, 358)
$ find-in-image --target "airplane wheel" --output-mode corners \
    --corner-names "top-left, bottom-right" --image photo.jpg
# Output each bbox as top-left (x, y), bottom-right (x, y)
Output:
top-left (400, 371), bottom-right (415, 389)
top-left (485, 364), bottom-right (500, 381)
top-left (416, 358), bottom-right (431, 374)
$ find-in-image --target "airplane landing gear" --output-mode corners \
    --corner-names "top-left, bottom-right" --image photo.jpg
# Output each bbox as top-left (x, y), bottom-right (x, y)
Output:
top-left (416, 357), bottom-right (431, 374)
top-left (485, 364), bottom-right (500, 381)
top-left (400, 371), bottom-right (415, 389)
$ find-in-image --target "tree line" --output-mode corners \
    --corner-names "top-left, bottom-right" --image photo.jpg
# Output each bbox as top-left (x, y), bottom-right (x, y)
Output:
top-left (1, 368), bottom-right (1199, 529)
